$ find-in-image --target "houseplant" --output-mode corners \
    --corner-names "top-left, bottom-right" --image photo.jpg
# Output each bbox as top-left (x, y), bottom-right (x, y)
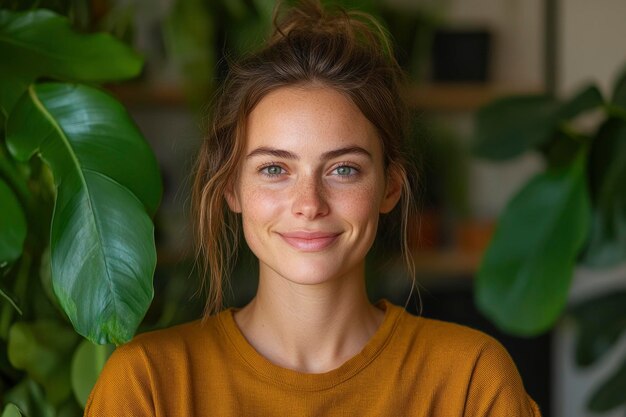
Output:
top-left (472, 67), bottom-right (626, 412)
top-left (162, 0), bottom-right (445, 105)
top-left (0, 6), bottom-right (162, 416)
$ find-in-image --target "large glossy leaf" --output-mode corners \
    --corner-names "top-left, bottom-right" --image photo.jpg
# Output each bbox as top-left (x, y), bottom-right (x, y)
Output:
top-left (3, 378), bottom-right (55, 417)
top-left (1, 404), bottom-right (22, 417)
top-left (472, 95), bottom-right (558, 160)
top-left (588, 356), bottom-right (626, 412)
top-left (71, 339), bottom-right (114, 407)
top-left (556, 85), bottom-right (604, 120)
top-left (8, 320), bottom-right (79, 406)
top-left (0, 64), bottom-right (32, 120)
top-left (570, 291), bottom-right (626, 367)
top-left (473, 85), bottom-right (604, 161)
top-left (581, 119), bottom-right (626, 266)
top-left (0, 9), bottom-right (142, 114)
top-left (0, 179), bottom-right (26, 263)
top-left (475, 154), bottom-right (591, 335)
top-left (6, 83), bottom-right (161, 345)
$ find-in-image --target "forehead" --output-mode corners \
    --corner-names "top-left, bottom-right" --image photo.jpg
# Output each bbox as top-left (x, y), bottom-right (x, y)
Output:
top-left (245, 85), bottom-right (381, 154)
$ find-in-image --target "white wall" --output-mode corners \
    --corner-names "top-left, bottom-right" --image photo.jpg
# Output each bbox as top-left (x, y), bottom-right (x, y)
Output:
top-left (445, 0), bottom-right (544, 88)
top-left (387, 0), bottom-right (544, 88)
top-left (559, 0), bottom-right (626, 96)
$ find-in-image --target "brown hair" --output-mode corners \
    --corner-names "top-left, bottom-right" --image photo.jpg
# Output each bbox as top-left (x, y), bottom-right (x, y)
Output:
top-left (191, 0), bottom-right (418, 317)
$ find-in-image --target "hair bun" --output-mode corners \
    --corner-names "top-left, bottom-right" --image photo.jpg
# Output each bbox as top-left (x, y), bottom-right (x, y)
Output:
top-left (268, 0), bottom-right (392, 58)
top-left (270, 1), bottom-right (330, 42)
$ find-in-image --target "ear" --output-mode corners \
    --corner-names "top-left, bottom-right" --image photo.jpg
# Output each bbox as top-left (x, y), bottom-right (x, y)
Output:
top-left (224, 183), bottom-right (242, 213)
top-left (379, 165), bottom-right (403, 214)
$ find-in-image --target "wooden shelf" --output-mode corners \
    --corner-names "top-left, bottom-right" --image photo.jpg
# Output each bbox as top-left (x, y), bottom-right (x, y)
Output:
top-left (412, 249), bottom-right (482, 278)
top-left (404, 83), bottom-right (542, 112)
top-left (105, 83), bottom-right (187, 106)
top-left (106, 81), bottom-right (541, 111)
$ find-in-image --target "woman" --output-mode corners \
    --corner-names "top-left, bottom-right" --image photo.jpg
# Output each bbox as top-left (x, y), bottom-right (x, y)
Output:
top-left (85, 1), bottom-right (541, 416)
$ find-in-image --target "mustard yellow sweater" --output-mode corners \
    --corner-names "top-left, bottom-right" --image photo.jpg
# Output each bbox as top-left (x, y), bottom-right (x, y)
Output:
top-left (85, 300), bottom-right (541, 416)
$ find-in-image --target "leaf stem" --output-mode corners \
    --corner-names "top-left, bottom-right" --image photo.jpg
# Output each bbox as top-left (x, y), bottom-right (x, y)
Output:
top-left (0, 144), bottom-right (32, 209)
top-left (0, 251), bottom-right (31, 340)
top-left (606, 103), bottom-right (626, 120)
top-left (0, 287), bottom-right (23, 316)
top-left (558, 122), bottom-right (592, 144)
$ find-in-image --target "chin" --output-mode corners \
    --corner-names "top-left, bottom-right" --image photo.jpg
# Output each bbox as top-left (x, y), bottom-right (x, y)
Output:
top-left (264, 258), bottom-right (355, 286)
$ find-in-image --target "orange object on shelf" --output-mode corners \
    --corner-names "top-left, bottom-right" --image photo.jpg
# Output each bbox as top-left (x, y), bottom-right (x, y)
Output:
top-left (455, 219), bottom-right (495, 255)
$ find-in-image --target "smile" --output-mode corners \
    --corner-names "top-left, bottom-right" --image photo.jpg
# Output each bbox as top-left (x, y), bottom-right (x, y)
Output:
top-left (278, 231), bottom-right (342, 252)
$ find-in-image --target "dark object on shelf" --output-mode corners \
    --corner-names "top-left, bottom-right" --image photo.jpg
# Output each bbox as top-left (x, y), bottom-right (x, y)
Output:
top-left (431, 29), bottom-right (492, 82)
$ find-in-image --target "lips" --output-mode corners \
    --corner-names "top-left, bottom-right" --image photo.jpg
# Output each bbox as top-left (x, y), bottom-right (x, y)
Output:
top-left (278, 231), bottom-right (341, 251)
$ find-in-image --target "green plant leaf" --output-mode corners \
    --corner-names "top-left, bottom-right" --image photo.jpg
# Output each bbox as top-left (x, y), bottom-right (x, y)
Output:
top-left (0, 286), bottom-right (23, 315)
top-left (475, 154), bottom-right (591, 335)
top-left (6, 83), bottom-right (161, 345)
top-left (1, 404), bottom-right (23, 417)
top-left (588, 356), bottom-right (626, 412)
top-left (570, 291), bottom-right (626, 367)
top-left (56, 399), bottom-right (83, 417)
top-left (4, 378), bottom-right (55, 417)
top-left (164, 0), bottom-right (215, 105)
top-left (473, 86), bottom-right (604, 161)
top-left (612, 65), bottom-right (626, 108)
top-left (71, 339), bottom-right (114, 408)
top-left (7, 87), bottom-right (161, 217)
top-left (540, 130), bottom-right (585, 170)
top-left (581, 118), bottom-right (626, 266)
top-left (0, 65), bottom-right (33, 120)
top-left (0, 9), bottom-right (143, 114)
top-left (0, 179), bottom-right (26, 263)
top-left (472, 95), bottom-right (559, 160)
top-left (556, 85), bottom-right (604, 120)
top-left (8, 320), bottom-right (79, 406)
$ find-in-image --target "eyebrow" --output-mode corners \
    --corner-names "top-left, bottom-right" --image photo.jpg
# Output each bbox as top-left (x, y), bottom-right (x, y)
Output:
top-left (245, 146), bottom-right (372, 161)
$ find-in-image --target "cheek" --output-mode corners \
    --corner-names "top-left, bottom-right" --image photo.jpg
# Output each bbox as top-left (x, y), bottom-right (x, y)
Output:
top-left (333, 182), bottom-right (383, 223)
top-left (239, 186), bottom-right (284, 231)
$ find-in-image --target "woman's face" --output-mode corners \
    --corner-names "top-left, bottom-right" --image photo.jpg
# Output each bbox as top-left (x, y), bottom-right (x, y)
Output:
top-left (226, 85), bottom-right (401, 286)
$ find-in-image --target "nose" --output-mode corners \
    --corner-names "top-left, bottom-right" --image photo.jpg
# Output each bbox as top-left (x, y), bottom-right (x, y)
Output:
top-left (291, 175), bottom-right (330, 219)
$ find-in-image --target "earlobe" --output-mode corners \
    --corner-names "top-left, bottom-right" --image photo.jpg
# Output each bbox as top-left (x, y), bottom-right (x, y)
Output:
top-left (224, 185), bottom-right (242, 213)
top-left (380, 166), bottom-right (403, 214)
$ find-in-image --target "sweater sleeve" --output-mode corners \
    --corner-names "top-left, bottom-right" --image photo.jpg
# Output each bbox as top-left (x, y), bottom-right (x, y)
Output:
top-left (463, 337), bottom-right (542, 417)
top-left (83, 341), bottom-right (155, 417)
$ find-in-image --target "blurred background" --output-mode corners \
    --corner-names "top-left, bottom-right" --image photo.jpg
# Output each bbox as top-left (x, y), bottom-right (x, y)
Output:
top-left (2, 0), bottom-right (626, 416)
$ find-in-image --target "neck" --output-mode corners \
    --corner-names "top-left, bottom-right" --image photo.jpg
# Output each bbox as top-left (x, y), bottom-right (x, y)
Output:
top-left (233, 263), bottom-right (384, 373)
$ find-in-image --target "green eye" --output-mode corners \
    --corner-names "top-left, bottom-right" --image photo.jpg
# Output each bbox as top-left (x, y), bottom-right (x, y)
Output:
top-left (262, 165), bottom-right (284, 176)
top-left (334, 166), bottom-right (356, 176)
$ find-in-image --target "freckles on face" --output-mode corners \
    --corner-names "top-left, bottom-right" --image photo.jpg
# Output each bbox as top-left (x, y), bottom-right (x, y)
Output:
top-left (230, 85), bottom-right (397, 283)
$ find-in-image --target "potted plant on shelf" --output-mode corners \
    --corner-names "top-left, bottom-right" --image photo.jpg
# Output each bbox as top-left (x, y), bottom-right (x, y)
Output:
top-left (0, 6), bottom-right (162, 416)
top-left (472, 66), bottom-right (626, 413)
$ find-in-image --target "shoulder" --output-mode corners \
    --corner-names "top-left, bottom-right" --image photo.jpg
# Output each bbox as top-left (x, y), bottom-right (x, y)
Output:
top-left (390, 306), bottom-right (522, 385)
top-left (84, 314), bottom-right (227, 415)
top-left (119, 312), bottom-right (226, 356)
top-left (126, 318), bottom-right (212, 350)
top-left (397, 313), bottom-right (517, 375)
top-left (394, 307), bottom-right (504, 358)
top-left (388, 307), bottom-right (541, 416)
top-left (100, 313), bottom-right (227, 376)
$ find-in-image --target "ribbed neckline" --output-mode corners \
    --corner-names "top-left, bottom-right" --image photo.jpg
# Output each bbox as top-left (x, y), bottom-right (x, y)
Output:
top-left (217, 299), bottom-right (404, 392)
